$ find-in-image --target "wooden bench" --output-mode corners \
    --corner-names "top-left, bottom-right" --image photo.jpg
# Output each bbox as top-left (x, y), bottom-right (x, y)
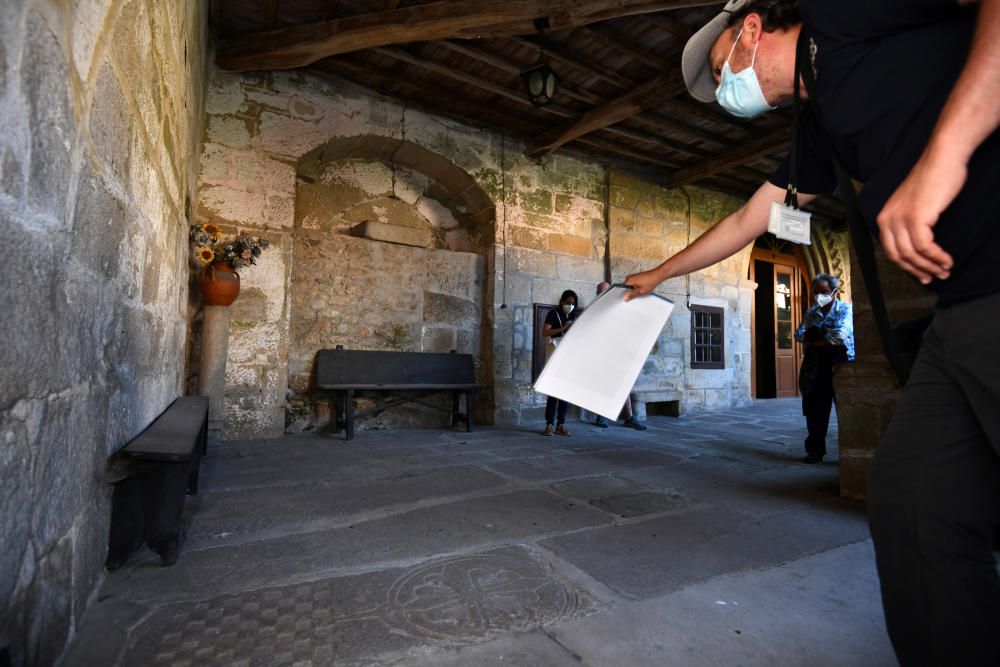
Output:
top-left (316, 348), bottom-right (486, 441)
top-left (105, 396), bottom-right (208, 570)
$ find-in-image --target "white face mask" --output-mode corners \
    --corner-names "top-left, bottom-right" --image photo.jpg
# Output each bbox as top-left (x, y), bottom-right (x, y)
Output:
top-left (562, 303), bottom-right (575, 315)
top-left (815, 294), bottom-right (834, 308)
top-left (715, 28), bottom-right (776, 119)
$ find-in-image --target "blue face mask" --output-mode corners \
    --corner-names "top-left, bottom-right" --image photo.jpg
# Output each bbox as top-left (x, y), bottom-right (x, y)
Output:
top-left (716, 29), bottom-right (776, 119)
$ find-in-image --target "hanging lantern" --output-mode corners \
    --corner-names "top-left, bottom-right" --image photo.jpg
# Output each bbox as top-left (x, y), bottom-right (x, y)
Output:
top-left (521, 63), bottom-right (559, 107)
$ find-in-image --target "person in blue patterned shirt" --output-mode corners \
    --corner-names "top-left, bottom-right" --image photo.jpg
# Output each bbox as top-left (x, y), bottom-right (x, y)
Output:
top-left (794, 273), bottom-right (854, 464)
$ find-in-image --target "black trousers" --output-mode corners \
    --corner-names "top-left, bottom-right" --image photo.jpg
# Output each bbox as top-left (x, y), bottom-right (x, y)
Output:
top-left (868, 291), bottom-right (1000, 666)
top-left (802, 361), bottom-right (835, 458)
top-left (545, 396), bottom-right (568, 426)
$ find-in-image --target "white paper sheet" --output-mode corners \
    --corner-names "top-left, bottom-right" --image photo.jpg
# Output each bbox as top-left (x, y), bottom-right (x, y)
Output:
top-left (534, 285), bottom-right (675, 420)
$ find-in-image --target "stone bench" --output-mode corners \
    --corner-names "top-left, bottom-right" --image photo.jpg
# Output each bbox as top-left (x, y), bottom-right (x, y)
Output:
top-left (105, 396), bottom-right (208, 569)
top-left (316, 348), bottom-right (486, 441)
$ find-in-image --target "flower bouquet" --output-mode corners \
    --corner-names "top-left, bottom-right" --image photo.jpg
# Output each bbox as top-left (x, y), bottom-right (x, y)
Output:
top-left (190, 224), bottom-right (271, 306)
top-left (190, 224), bottom-right (270, 269)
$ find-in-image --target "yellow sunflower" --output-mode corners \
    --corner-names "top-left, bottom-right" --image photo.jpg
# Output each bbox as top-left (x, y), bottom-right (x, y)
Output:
top-left (204, 223), bottom-right (221, 241)
top-left (197, 247), bottom-right (215, 264)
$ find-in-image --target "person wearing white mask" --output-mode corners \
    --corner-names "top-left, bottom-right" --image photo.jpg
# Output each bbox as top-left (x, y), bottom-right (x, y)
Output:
top-left (541, 290), bottom-right (580, 436)
top-left (622, 0), bottom-right (999, 660)
top-left (794, 273), bottom-right (854, 464)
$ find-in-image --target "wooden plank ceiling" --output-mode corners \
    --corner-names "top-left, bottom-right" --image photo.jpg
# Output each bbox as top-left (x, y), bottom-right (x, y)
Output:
top-left (210, 0), bottom-right (843, 223)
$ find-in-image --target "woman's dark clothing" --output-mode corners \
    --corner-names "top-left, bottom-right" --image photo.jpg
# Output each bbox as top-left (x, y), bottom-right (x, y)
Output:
top-left (543, 308), bottom-right (578, 425)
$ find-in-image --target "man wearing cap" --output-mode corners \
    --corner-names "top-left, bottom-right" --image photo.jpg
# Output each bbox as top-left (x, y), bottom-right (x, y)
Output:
top-left (624, 1), bottom-right (1000, 664)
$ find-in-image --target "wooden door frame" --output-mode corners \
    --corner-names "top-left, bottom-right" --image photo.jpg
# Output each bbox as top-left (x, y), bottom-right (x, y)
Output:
top-left (749, 247), bottom-right (809, 398)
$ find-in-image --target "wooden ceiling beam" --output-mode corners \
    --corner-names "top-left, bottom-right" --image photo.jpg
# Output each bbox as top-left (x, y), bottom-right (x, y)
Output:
top-left (579, 25), bottom-right (671, 72)
top-left (525, 71), bottom-right (686, 158)
top-left (663, 127), bottom-right (791, 187)
top-left (630, 112), bottom-right (732, 149)
top-left (265, 0), bottom-right (280, 29)
top-left (372, 46), bottom-right (577, 118)
top-left (217, 0), bottom-right (722, 71)
top-left (574, 136), bottom-right (682, 169)
top-left (509, 36), bottom-right (636, 90)
top-left (434, 41), bottom-right (710, 160)
top-left (644, 14), bottom-right (693, 42)
top-left (507, 35), bottom-right (760, 156)
top-left (436, 40), bottom-right (614, 111)
top-left (600, 125), bottom-right (708, 159)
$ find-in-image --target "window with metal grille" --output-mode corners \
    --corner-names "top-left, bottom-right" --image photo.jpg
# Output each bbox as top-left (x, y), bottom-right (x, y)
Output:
top-left (691, 305), bottom-right (724, 369)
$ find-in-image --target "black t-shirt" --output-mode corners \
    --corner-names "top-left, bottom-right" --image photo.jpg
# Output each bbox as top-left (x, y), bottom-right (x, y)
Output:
top-left (545, 308), bottom-right (578, 338)
top-left (769, 0), bottom-right (999, 306)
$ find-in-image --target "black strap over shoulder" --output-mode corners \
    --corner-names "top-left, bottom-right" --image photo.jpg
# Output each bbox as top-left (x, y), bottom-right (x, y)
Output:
top-left (794, 30), bottom-right (910, 385)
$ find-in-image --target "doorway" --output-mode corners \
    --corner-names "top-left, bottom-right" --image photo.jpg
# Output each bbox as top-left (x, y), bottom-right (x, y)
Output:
top-left (750, 236), bottom-right (808, 399)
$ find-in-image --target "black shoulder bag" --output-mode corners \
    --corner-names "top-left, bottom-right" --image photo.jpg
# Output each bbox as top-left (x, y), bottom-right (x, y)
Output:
top-left (792, 31), bottom-right (915, 386)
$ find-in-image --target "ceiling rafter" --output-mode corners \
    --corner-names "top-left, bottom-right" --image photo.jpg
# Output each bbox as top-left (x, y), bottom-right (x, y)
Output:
top-left (433, 40), bottom-right (707, 158)
top-left (507, 34), bottom-right (751, 149)
top-left (264, 0), bottom-right (280, 29)
top-left (525, 71), bottom-right (687, 158)
top-left (575, 136), bottom-right (682, 169)
top-left (578, 25), bottom-right (671, 72)
top-left (663, 127), bottom-right (791, 187)
top-left (372, 46), bottom-right (577, 118)
top-left (217, 0), bottom-right (722, 71)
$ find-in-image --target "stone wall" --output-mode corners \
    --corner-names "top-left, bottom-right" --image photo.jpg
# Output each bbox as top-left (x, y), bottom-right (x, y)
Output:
top-left (834, 236), bottom-right (935, 499)
top-left (194, 69), bottom-right (764, 437)
top-left (608, 173), bottom-right (752, 416)
top-left (0, 1), bottom-right (207, 664)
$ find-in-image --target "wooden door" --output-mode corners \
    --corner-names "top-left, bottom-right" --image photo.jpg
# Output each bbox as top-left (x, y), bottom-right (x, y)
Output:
top-left (773, 262), bottom-right (798, 397)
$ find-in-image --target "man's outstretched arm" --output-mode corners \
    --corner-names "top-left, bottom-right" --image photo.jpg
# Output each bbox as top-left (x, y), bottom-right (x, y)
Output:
top-left (625, 181), bottom-right (816, 300)
top-left (877, 0), bottom-right (1000, 284)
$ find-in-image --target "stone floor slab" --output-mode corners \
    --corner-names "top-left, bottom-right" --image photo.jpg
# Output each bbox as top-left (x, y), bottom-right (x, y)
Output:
top-left (65, 399), bottom-right (885, 667)
top-left (186, 465), bottom-right (510, 548)
top-left (104, 490), bottom-right (611, 603)
top-left (544, 540), bottom-right (892, 667)
top-left (540, 504), bottom-right (869, 599)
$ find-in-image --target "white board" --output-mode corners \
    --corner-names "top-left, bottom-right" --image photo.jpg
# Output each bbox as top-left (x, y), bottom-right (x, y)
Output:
top-left (534, 285), bottom-right (674, 420)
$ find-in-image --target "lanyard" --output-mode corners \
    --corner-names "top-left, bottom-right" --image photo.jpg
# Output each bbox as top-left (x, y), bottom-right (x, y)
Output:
top-left (786, 37), bottom-right (803, 210)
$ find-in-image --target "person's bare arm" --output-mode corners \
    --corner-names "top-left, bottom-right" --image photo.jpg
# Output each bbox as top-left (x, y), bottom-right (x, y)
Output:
top-left (624, 181), bottom-right (816, 300)
top-left (877, 0), bottom-right (1000, 284)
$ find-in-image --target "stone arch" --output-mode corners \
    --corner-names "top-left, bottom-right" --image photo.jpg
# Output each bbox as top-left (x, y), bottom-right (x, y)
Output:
top-left (801, 224), bottom-right (852, 300)
top-left (745, 224), bottom-right (850, 300)
top-left (286, 134), bottom-right (497, 431)
top-left (296, 135), bottom-right (496, 253)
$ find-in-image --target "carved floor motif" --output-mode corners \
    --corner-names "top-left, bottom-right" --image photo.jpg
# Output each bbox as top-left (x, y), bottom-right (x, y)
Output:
top-left (121, 546), bottom-right (596, 666)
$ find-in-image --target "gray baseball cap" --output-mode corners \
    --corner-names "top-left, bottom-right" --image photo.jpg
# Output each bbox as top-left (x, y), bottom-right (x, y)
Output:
top-left (682, 0), bottom-right (751, 103)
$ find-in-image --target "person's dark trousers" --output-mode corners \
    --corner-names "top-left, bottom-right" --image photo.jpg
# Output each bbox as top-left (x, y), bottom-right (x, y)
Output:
top-left (545, 396), bottom-right (568, 425)
top-left (801, 362), bottom-right (835, 458)
top-left (868, 291), bottom-right (1000, 667)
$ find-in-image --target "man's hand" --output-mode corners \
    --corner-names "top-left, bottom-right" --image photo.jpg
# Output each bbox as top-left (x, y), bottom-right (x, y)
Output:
top-left (877, 147), bottom-right (961, 284)
top-left (622, 267), bottom-right (665, 302)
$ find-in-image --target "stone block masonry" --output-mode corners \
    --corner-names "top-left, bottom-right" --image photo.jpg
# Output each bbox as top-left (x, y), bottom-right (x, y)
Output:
top-left (194, 68), bottom-right (761, 435)
top-left (0, 1), bottom-right (208, 664)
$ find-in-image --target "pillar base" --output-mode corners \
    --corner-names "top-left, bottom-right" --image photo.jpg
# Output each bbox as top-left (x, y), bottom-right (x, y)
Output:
top-left (197, 305), bottom-right (231, 446)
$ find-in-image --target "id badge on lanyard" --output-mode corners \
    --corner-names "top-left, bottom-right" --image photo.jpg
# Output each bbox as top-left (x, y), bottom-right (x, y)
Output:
top-left (768, 201), bottom-right (811, 244)
top-left (769, 45), bottom-right (812, 246)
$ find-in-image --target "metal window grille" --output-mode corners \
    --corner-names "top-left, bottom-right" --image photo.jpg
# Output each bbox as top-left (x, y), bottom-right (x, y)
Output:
top-left (690, 305), bottom-right (724, 370)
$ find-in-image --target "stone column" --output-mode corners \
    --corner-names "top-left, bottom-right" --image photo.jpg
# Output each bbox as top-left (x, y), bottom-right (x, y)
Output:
top-left (833, 232), bottom-right (935, 499)
top-left (197, 305), bottom-right (232, 446)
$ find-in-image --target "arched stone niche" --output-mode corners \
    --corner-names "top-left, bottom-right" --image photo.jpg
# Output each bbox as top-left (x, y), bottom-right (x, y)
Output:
top-left (286, 135), bottom-right (496, 431)
top-left (296, 135), bottom-right (495, 253)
